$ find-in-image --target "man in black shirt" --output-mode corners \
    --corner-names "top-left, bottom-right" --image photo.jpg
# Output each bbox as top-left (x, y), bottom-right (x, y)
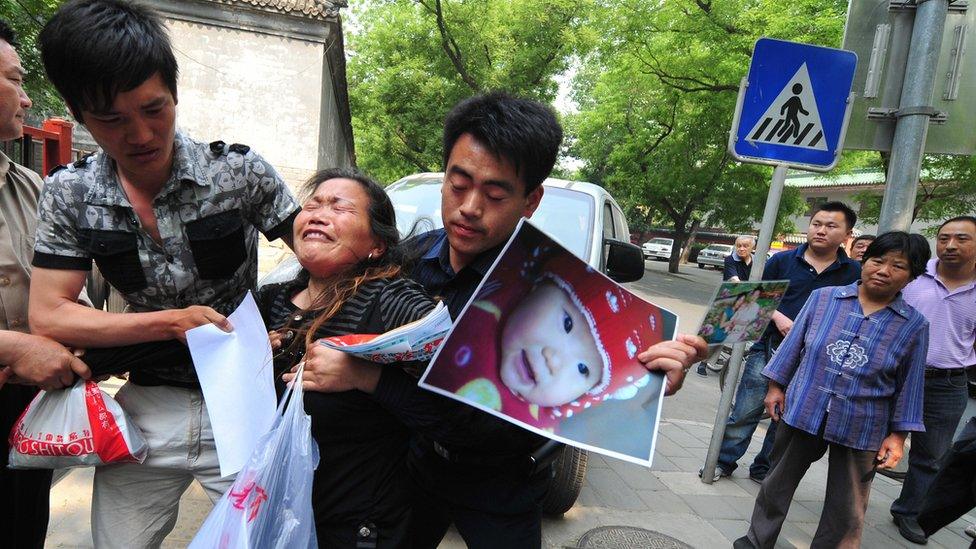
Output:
top-left (306, 92), bottom-right (708, 548)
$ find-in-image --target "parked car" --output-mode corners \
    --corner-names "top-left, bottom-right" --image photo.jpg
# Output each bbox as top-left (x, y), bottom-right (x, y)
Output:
top-left (259, 172), bottom-right (645, 517)
top-left (642, 237), bottom-right (674, 260)
top-left (697, 244), bottom-right (734, 269)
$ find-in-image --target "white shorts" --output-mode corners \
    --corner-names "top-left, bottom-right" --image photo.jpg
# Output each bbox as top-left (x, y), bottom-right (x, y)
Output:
top-left (91, 382), bottom-right (234, 548)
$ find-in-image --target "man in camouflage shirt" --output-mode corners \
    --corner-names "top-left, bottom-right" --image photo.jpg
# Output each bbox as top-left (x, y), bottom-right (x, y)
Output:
top-left (28, 2), bottom-right (299, 546)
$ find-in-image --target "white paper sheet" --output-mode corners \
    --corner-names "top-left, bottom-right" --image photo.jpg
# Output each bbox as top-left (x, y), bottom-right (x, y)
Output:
top-left (186, 292), bottom-right (277, 477)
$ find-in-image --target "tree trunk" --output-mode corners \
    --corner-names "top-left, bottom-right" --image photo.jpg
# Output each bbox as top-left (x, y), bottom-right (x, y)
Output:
top-left (680, 218), bottom-right (702, 265)
top-left (668, 227), bottom-right (688, 274)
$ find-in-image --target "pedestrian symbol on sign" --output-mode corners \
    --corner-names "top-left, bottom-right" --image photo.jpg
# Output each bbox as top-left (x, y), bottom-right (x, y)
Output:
top-left (745, 63), bottom-right (827, 151)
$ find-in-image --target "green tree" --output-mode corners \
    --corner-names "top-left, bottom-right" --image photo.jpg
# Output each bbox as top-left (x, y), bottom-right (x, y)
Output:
top-left (346, 0), bottom-right (596, 183)
top-left (0, 0), bottom-right (65, 117)
top-left (569, 0), bottom-right (845, 272)
top-left (851, 153), bottom-right (976, 235)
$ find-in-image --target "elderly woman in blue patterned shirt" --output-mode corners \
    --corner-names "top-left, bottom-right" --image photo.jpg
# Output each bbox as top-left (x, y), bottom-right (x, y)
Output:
top-left (735, 231), bottom-right (931, 549)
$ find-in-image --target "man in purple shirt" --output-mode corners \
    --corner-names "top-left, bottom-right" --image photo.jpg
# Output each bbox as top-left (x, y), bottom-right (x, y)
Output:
top-left (735, 231), bottom-right (930, 548)
top-left (891, 215), bottom-right (976, 545)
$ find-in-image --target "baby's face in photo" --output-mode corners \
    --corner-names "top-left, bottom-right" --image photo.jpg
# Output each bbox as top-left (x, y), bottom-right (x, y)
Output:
top-left (500, 281), bottom-right (604, 407)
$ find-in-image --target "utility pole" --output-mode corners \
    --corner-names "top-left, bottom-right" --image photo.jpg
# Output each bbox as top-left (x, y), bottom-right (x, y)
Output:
top-left (701, 164), bottom-right (786, 484)
top-left (878, 0), bottom-right (949, 232)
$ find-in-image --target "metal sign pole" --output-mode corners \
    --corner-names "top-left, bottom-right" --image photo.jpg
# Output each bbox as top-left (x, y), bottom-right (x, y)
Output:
top-left (878, 0), bottom-right (950, 232)
top-left (701, 164), bottom-right (787, 484)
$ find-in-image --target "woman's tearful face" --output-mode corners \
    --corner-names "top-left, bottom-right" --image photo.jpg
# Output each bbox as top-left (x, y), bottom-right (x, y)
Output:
top-left (294, 178), bottom-right (380, 277)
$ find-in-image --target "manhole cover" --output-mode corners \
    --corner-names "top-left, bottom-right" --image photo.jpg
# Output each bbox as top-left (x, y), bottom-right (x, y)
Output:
top-left (576, 526), bottom-right (693, 549)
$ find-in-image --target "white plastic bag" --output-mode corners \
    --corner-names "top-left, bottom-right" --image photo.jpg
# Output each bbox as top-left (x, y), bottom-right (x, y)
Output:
top-left (190, 365), bottom-right (320, 549)
top-left (8, 379), bottom-right (148, 469)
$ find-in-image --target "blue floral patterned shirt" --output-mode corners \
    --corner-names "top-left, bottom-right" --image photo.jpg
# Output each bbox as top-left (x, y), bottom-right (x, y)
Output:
top-left (762, 282), bottom-right (928, 451)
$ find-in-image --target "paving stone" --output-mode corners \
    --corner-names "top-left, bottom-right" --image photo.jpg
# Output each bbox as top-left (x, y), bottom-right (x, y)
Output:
top-left (575, 482), bottom-right (603, 507)
top-left (929, 527), bottom-right (971, 548)
top-left (868, 489), bottom-right (895, 509)
top-left (945, 523), bottom-right (973, 541)
top-left (723, 496), bottom-right (758, 520)
top-left (785, 500), bottom-right (819, 523)
top-left (609, 461), bottom-right (668, 491)
top-left (654, 471), bottom-right (752, 497)
top-left (863, 497), bottom-right (896, 526)
top-left (664, 428), bottom-right (709, 449)
top-left (708, 518), bottom-right (750, 543)
top-left (668, 456), bottom-right (707, 473)
top-left (792, 521), bottom-right (819, 537)
top-left (777, 522), bottom-right (808, 548)
top-left (860, 524), bottom-right (908, 548)
top-left (728, 477), bottom-right (762, 497)
top-left (651, 455), bottom-right (680, 472)
top-left (678, 494), bottom-right (742, 520)
top-left (871, 519), bottom-right (906, 542)
top-left (586, 452), bottom-right (611, 469)
top-left (654, 436), bottom-right (694, 458)
top-left (796, 499), bottom-right (824, 518)
top-left (792, 482), bottom-right (826, 503)
top-left (871, 477), bottom-right (905, 499)
top-left (583, 467), bottom-right (647, 511)
top-left (635, 490), bottom-right (694, 515)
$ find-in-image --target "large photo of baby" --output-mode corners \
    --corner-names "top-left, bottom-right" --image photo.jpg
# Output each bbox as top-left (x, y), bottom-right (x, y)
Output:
top-left (697, 280), bottom-right (790, 345)
top-left (419, 220), bottom-right (678, 466)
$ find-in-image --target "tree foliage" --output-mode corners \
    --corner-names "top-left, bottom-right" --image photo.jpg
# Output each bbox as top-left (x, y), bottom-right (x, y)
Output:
top-left (852, 153), bottom-right (976, 235)
top-left (346, 0), bottom-right (596, 184)
top-left (0, 0), bottom-right (65, 118)
top-left (569, 0), bottom-right (846, 271)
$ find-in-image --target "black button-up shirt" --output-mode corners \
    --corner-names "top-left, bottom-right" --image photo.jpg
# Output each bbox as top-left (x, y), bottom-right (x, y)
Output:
top-left (374, 228), bottom-right (551, 513)
top-left (410, 228), bottom-right (501, 319)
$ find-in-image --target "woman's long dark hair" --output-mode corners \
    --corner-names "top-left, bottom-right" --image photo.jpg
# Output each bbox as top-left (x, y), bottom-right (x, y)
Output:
top-left (281, 168), bottom-right (421, 352)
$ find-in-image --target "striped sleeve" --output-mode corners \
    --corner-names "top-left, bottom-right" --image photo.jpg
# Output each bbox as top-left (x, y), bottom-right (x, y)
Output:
top-left (890, 315), bottom-right (929, 433)
top-left (378, 278), bottom-right (437, 331)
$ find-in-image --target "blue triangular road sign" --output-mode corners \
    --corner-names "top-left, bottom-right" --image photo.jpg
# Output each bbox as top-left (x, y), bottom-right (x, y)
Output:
top-left (731, 38), bottom-right (857, 170)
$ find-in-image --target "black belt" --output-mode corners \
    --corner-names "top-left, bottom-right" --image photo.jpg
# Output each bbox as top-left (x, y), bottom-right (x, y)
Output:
top-left (924, 367), bottom-right (968, 379)
top-left (421, 438), bottom-right (561, 476)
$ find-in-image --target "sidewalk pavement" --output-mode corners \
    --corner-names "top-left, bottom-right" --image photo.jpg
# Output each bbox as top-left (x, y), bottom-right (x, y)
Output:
top-left (43, 280), bottom-right (976, 548)
top-left (45, 382), bottom-right (975, 548)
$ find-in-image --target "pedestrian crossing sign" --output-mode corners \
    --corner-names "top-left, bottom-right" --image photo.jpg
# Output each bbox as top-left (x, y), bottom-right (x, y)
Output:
top-left (730, 38), bottom-right (857, 171)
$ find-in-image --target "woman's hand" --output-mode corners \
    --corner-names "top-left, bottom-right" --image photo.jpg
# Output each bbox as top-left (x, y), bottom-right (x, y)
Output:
top-left (269, 330), bottom-right (285, 350)
top-left (877, 432), bottom-right (908, 470)
top-left (282, 343), bottom-right (381, 394)
top-left (637, 334), bottom-right (709, 396)
top-left (764, 382), bottom-right (786, 421)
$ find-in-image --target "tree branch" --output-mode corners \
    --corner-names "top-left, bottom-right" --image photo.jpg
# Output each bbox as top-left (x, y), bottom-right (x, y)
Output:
top-left (633, 50), bottom-right (738, 93)
top-left (392, 126), bottom-right (434, 171)
top-left (690, 0), bottom-right (742, 35)
top-left (417, 0), bottom-right (481, 91)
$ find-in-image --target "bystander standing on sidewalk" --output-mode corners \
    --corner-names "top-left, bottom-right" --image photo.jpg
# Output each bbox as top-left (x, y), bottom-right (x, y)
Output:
top-left (698, 235), bottom-right (757, 377)
top-left (849, 234), bottom-right (875, 262)
top-left (736, 231), bottom-right (931, 549)
top-left (703, 202), bottom-right (861, 483)
top-left (890, 215), bottom-right (976, 545)
top-left (724, 235), bottom-right (757, 283)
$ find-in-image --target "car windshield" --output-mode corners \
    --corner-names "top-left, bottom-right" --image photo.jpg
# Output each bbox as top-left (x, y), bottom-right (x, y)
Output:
top-left (385, 176), bottom-right (594, 260)
top-left (709, 245), bottom-right (733, 253)
top-left (649, 238), bottom-right (672, 245)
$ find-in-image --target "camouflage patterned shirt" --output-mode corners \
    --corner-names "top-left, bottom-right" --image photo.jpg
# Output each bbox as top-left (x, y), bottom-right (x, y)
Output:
top-left (32, 132), bottom-right (300, 385)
